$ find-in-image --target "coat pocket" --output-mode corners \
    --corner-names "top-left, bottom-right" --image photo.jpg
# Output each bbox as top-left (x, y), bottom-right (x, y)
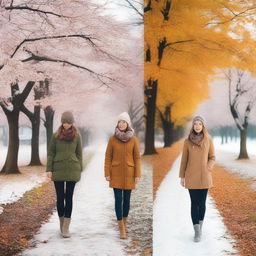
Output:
top-left (111, 161), bottom-right (121, 176)
top-left (126, 161), bottom-right (135, 177)
top-left (112, 161), bottom-right (121, 167)
top-left (126, 161), bottom-right (135, 167)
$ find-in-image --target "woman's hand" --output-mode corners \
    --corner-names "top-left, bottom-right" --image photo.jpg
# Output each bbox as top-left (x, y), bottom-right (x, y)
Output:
top-left (135, 177), bottom-right (141, 184)
top-left (180, 178), bottom-right (185, 187)
top-left (105, 176), bottom-right (111, 181)
top-left (207, 164), bottom-right (212, 171)
top-left (46, 172), bottom-right (52, 179)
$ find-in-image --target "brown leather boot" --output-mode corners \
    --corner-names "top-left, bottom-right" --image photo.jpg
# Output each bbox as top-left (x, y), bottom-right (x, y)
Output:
top-left (123, 217), bottom-right (128, 233)
top-left (62, 218), bottom-right (71, 238)
top-left (59, 216), bottom-right (64, 234)
top-left (117, 220), bottom-right (126, 239)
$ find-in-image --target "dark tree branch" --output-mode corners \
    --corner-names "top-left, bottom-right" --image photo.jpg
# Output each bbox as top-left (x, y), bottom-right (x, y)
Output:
top-left (123, 0), bottom-right (143, 17)
top-left (22, 50), bottom-right (123, 88)
top-left (20, 104), bottom-right (34, 121)
top-left (11, 34), bottom-right (96, 58)
top-left (5, 5), bottom-right (68, 18)
top-left (161, 0), bottom-right (171, 21)
top-left (20, 81), bottom-right (35, 104)
top-left (144, 0), bottom-right (152, 13)
top-left (206, 6), bottom-right (256, 26)
top-left (165, 39), bottom-right (194, 48)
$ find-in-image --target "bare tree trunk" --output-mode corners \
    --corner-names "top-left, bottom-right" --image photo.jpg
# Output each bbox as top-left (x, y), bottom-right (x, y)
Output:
top-left (0, 81), bottom-right (35, 174)
top-left (44, 106), bottom-right (54, 149)
top-left (238, 128), bottom-right (249, 159)
top-left (30, 105), bottom-right (41, 165)
top-left (163, 122), bottom-right (174, 147)
top-left (1, 109), bottom-right (20, 174)
top-left (144, 79), bottom-right (157, 155)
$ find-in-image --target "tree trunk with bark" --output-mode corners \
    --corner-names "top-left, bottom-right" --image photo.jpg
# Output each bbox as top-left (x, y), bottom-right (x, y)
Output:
top-left (0, 81), bottom-right (35, 174)
top-left (144, 79), bottom-right (157, 155)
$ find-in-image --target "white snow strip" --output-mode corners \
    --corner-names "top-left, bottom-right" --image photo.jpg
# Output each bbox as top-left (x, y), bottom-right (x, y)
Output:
top-left (0, 168), bottom-right (47, 205)
top-left (0, 144), bottom-right (47, 205)
top-left (23, 145), bottom-right (126, 256)
top-left (153, 155), bottom-right (238, 256)
top-left (214, 137), bottom-right (256, 185)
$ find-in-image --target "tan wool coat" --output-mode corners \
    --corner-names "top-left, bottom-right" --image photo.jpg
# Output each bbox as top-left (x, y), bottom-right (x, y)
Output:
top-left (104, 136), bottom-right (141, 190)
top-left (179, 135), bottom-right (215, 189)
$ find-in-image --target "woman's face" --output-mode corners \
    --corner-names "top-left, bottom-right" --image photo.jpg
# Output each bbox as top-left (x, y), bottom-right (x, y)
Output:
top-left (118, 120), bottom-right (128, 131)
top-left (193, 120), bottom-right (203, 133)
top-left (63, 123), bottom-right (72, 130)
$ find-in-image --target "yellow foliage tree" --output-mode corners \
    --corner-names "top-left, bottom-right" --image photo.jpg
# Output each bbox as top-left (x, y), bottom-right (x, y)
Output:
top-left (144, 0), bottom-right (256, 153)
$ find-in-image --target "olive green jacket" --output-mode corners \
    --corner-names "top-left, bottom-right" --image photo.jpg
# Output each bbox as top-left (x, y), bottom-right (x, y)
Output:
top-left (46, 133), bottom-right (83, 182)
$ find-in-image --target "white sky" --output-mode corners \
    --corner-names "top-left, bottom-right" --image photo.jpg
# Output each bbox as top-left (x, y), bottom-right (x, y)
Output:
top-left (91, 0), bottom-right (143, 37)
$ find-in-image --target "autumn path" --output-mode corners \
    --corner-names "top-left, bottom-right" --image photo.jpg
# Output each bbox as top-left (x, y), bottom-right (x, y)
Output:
top-left (153, 155), bottom-right (238, 256)
top-left (152, 139), bottom-right (256, 256)
top-left (125, 157), bottom-right (153, 256)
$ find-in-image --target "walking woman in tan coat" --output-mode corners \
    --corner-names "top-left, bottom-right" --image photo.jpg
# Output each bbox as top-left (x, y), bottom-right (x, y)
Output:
top-left (104, 112), bottom-right (141, 239)
top-left (179, 116), bottom-right (215, 242)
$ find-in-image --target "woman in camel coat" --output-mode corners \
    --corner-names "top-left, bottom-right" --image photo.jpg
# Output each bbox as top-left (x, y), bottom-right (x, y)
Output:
top-left (105, 112), bottom-right (141, 239)
top-left (179, 116), bottom-right (215, 243)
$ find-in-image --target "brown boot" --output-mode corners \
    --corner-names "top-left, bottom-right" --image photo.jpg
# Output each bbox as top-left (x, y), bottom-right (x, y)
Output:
top-left (62, 218), bottom-right (71, 238)
top-left (123, 217), bottom-right (128, 233)
top-left (59, 216), bottom-right (64, 234)
top-left (117, 220), bottom-right (126, 239)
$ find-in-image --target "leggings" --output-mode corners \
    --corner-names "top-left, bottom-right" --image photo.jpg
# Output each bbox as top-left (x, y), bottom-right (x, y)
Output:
top-left (113, 188), bottom-right (132, 221)
top-left (54, 181), bottom-right (76, 218)
top-left (188, 189), bottom-right (208, 225)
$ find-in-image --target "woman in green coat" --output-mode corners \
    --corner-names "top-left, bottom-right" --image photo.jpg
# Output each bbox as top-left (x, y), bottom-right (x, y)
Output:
top-left (46, 111), bottom-right (83, 238)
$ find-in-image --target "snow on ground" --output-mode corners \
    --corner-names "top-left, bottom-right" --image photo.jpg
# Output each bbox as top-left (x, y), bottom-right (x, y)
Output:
top-left (214, 137), bottom-right (256, 188)
top-left (153, 155), bottom-right (238, 256)
top-left (0, 166), bottom-right (47, 205)
top-left (0, 144), bottom-right (47, 205)
top-left (22, 144), bottom-right (127, 256)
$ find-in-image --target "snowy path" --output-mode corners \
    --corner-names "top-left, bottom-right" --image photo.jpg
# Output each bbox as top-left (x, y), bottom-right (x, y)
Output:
top-left (153, 155), bottom-right (238, 256)
top-left (22, 145), bottom-right (126, 256)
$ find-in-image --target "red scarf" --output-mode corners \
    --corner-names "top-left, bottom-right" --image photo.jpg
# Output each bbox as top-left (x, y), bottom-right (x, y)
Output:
top-left (59, 128), bottom-right (75, 141)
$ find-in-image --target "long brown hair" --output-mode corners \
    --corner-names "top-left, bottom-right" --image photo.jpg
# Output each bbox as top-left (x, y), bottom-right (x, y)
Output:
top-left (55, 124), bottom-right (79, 139)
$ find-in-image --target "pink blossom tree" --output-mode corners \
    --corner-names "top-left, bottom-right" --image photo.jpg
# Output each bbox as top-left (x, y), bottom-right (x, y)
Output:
top-left (0, 0), bottom-right (141, 173)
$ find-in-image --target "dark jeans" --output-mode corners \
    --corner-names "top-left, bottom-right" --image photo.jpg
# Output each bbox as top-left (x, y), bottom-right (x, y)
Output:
top-left (54, 181), bottom-right (76, 218)
top-left (188, 189), bottom-right (208, 225)
top-left (113, 188), bottom-right (132, 221)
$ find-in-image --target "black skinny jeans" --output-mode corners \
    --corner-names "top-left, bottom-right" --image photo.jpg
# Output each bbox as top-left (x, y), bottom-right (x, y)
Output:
top-left (54, 181), bottom-right (76, 218)
top-left (188, 189), bottom-right (208, 225)
top-left (113, 188), bottom-right (132, 221)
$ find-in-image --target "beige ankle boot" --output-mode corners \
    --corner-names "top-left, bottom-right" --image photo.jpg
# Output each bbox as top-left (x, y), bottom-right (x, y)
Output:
top-left (59, 216), bottom-right (64, 234)
top-left (123, 217), bottom-right (128, 233)
top-left (62, 218), bottom-right (71, 238)
top-left (117, 220), bottom-right (126, 239)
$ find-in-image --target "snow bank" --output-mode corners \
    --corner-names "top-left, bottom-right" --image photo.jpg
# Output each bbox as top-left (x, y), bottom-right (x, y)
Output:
top-left (214, 137), bottom-right (256, 188)
top-left (0, 144), bottom-right (47, 205)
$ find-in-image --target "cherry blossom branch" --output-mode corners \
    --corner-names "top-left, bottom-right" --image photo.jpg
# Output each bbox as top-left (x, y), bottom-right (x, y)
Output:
top-left (5, 5), bottom-right (67, 18)
top-left (11, 34), bottom-right (97, 58)
top-left (22, 50), bottom-right (124, 88)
